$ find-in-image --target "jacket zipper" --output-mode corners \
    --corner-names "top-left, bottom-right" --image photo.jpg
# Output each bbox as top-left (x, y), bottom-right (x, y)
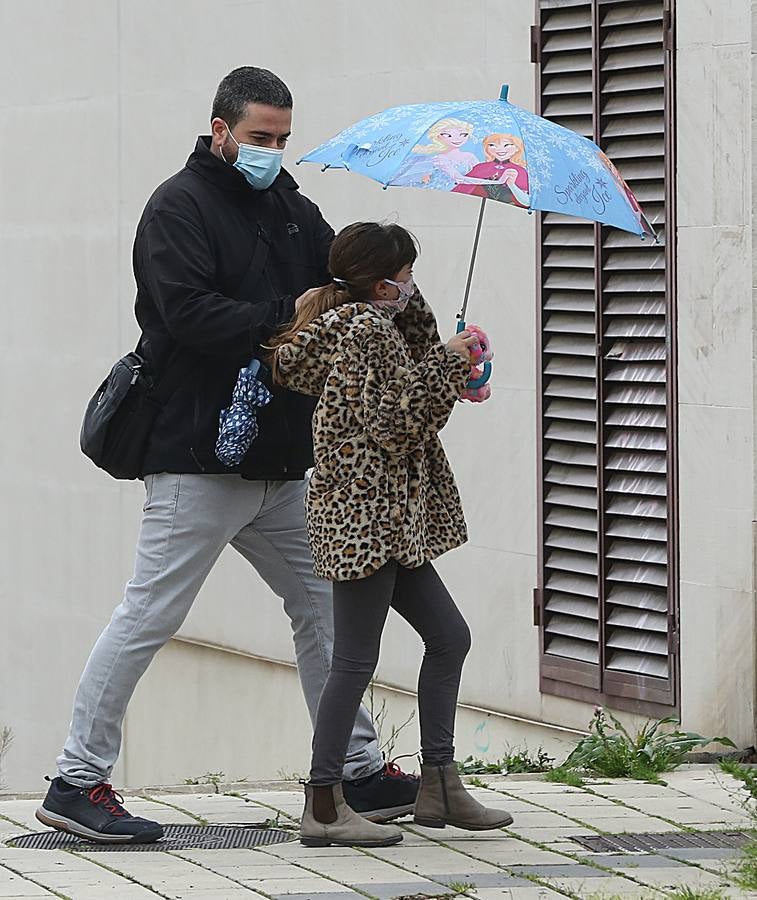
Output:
top-left (189, 376), bottom-right (207, 473)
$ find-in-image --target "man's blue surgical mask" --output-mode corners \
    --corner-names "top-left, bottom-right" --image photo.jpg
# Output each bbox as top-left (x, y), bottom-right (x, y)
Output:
top-left (222, 124), bottom-right (283, 190)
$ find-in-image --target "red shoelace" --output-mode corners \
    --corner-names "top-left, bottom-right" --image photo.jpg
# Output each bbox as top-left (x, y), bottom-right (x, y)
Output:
top-left (88, 783), bottom-right (127, 817)
top-left (384, 761), bottom-right (420, 781)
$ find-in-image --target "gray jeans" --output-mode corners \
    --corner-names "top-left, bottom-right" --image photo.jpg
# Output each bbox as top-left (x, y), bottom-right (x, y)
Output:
top-left (57, 474), bottom-right (382, 787)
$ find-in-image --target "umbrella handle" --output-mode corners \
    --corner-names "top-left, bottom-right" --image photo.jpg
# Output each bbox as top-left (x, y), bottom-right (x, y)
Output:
top-left (457, 319), bottom-right (492, 388)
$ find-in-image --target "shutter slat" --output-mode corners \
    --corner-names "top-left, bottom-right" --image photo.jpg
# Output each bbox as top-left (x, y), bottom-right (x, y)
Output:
top-left (606, 628), bottom-right (667, 655)
top-left (546, 571), bottom-right (598, 597)
top-left (544, 73), bottom-right (593, 96)
top-left (547, 527), bottom-right (598, 553)
top-left (546, 483), bottom-right (598, 509)
top-left (545, 312), bottom-right (596, 334)
top-left (546, 464), bottom-right (598, 488)
top-left (606, 340), bottom-right (666, 361)
top-left (546, 443), bottom-right (597, 466)
top-left (604, 384), bottom-right (666, 405)
top-left (604, 69), bottom-right (664, 93)
top-left (546, 594), bottom-right (598, 619)
top-left (606, 517), bottom-right (667, 541)
top-left (606, 449), bottom-right (666, 473)
top-left (607, 473), bottom-right (666, 495)
top-left (606, 651), bottom-right (668, 677)
top-left (545, 376), bottom-right (597, 399)
top-left (605, 362), bottom-right (666, 383)
top-left (545, 421), bottom-right (598, 444)
top-left (545, 357), bottom-right (597, 378)
top-left (605, 407), bottom-right (666, 428)
top-left (603, 46), bottom-right (664, 71)
top-left (605, 494), bottom-right (666, 519)
top-left (546, 506), bottom-right (598, 531)
top-left (546, 614), bottom-right (599, 641)
top-left (603, 91), bottom-right (664, 115)
top-left (546, 636), bottom-right (599, 664)
top-left (607, 584), bottom-right (667, 613)
top-left (546, 334), bottom-right (597, 356)
top-left (600, 1), bottom-right (665, 29)
top-left (603, 113), bottom-right (664, 137)
top-left (607, 561), bottom-right (668, 587)
top-left (604, 295), bottom-right (666, 314)
top-left (606, 607), bottom-right (668, 633)
top-left (605, 427), bottom-right (666, 451)
top-left (606, 538), bottom-right (668, 563)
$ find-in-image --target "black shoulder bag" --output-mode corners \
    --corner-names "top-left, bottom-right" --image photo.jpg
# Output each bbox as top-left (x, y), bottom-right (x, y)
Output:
top-left (80, 226), bottom-right (272, 480)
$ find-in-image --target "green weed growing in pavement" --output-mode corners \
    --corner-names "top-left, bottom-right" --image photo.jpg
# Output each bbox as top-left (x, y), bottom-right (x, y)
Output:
top-left (667, 888), bottom-right (729, 900)
top-left (587, 892), bottom-right (727, 900)
top-left (183, 771), bottom-right (226, 792)
top-left (448, 882), bottom-right (476, 894)
top-left (467, 776), bottom-right (487, 788)
top-left (719, 758), bottom-right (757, 799)
top-left (718, 759), bottom-right (757, 890)
top-left (556, 708), bottom-right (734, 782)
top-left (544, 765), bottom-right (585, 787)
top-left (456, 745), bottom-right (554, 776)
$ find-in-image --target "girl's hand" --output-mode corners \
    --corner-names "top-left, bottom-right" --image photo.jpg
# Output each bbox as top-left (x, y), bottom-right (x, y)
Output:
top-left (446, 330), bottom-right (479, 360)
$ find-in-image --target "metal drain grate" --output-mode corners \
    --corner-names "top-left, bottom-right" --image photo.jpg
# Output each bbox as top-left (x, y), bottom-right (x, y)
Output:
top-left (8, 824), bottom-right (296, 852)
top-left (571, 830), bottom-right (752, 853)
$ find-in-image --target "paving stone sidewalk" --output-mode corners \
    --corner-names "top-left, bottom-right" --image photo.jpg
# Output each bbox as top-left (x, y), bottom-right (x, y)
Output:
top-left (1, 765), bottom-right (756, 899)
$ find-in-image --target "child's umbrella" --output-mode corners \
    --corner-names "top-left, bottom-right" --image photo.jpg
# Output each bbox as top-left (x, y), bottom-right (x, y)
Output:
top-left (298, 84), bottom-right (657, 389)
top-left (215, 359), bottom-right (272, 467)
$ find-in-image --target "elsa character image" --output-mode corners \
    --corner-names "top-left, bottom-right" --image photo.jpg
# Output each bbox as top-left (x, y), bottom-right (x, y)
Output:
top-left (391, 118), bottom-right (479, 190)
top-left (452, 134), bottom-right (530, 207)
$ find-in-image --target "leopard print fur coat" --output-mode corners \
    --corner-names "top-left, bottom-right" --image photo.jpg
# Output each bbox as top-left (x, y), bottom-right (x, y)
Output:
top-left (275, 292), bottom-right (470, 581)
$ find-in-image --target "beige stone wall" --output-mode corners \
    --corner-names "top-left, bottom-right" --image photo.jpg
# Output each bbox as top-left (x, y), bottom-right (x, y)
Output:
top-left (675, 0), bottom-right (755, 744)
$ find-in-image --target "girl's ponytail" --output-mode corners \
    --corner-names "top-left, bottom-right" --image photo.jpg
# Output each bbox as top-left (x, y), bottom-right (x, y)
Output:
top-left (267, 282), bottom-right (351, 384)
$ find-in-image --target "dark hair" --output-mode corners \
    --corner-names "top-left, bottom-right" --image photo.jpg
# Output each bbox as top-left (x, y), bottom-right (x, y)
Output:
top-left (268, 222), bottom-right (419, 383)
top-left (211, 66), bottom-right (293, 128)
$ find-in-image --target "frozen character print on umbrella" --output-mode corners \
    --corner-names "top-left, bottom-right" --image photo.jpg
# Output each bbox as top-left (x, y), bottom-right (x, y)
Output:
top-left (392, 118), bottom-right (479, 190)
top-left (597, 150), bottom-right (650, 234)
top-left (452, 133), bottom-right (530, 207)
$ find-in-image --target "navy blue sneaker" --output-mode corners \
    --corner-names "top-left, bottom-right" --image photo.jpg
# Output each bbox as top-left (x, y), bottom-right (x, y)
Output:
top-left (343, 762), bottom-right (420, 823)
top-left (36, 778), bottom-right (163, 844)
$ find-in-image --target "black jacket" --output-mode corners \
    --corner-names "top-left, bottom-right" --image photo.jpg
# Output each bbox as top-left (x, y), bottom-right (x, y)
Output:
top-left (134, 136), bottom-right (334, 479)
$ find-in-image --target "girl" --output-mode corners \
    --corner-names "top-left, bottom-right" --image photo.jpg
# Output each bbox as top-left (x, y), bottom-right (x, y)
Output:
top-left (269, 223), bottom-right (513, 848)
top-left (452, 133), bottom-right (530, 207)
top-left (391, 118), bottom-right (479, 190)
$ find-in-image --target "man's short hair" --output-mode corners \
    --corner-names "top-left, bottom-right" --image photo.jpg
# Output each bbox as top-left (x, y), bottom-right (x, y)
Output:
top-left (211, 67), bottom-right (293, 128)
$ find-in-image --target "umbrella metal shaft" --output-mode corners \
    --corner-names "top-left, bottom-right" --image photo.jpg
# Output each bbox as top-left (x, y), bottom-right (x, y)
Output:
top-left (459, 197), bottom-right (487, 323)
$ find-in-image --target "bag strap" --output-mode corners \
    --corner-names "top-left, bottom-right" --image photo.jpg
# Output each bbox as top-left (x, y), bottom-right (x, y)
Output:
top-left (149, 227), bottom-right (271, 406)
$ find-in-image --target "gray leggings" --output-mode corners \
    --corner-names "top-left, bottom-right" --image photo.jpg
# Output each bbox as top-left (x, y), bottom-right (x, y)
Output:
top-left (310, 560), bottom-right (471, 784)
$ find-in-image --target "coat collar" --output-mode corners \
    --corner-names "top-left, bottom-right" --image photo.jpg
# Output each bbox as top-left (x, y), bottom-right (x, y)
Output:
top-left (185, 136), bottom-right (300, 194)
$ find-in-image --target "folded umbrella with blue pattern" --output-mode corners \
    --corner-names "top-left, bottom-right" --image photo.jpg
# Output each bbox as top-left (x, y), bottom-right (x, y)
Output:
top-left (215, 359), bottom-right (273, 467)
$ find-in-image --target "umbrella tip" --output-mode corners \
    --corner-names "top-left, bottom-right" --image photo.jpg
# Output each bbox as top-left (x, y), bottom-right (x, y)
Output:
top-left (499, 84), bottom-right (510, 102)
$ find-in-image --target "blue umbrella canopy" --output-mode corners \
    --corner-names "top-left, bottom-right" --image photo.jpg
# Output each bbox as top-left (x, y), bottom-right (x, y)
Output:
top-left (299, 84), bottom-right (654, 239)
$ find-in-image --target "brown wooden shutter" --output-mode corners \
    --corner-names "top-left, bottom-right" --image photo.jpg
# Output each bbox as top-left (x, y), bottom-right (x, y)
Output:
top-left (534, 0), bottom-right (678, 713)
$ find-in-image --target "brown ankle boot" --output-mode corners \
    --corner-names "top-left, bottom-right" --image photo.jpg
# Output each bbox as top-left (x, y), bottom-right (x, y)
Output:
top-left (300, 782), bottom-right (403, 847)
top-left (413, 763), bottom-right (514, 830)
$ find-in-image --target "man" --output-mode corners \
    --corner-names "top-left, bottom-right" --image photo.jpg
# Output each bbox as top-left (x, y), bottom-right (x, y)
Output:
top-left (37, 67), bottom-right (418, 844)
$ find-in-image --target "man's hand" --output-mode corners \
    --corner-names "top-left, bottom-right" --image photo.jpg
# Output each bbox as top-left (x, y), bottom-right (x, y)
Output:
top-left (446, 329), bottom-right (478, 361)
